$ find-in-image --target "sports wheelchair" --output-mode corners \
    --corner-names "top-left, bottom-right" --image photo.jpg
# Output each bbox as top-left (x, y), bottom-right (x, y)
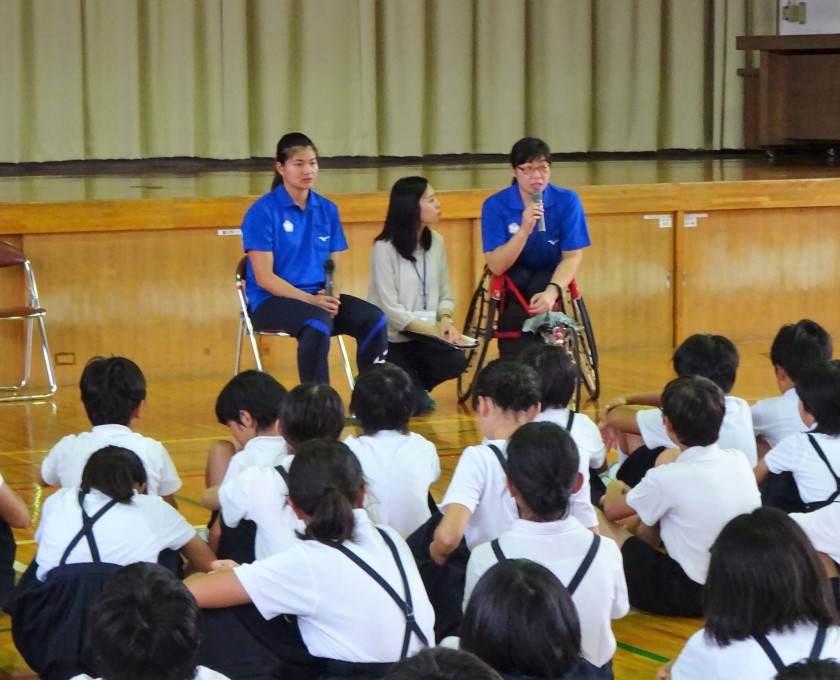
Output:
top-left (457, 268), bottom-right (599, 407)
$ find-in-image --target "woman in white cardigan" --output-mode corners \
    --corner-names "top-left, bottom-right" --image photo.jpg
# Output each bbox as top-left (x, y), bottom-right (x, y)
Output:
top-left (368, 176), bottom-right (468, 414)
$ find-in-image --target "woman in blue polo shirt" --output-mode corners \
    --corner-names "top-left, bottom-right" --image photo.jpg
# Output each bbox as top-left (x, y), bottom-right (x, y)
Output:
top-left (481, 137), bottom-right (591, 315)
top-left (241, 133), bottom-right (388, 385)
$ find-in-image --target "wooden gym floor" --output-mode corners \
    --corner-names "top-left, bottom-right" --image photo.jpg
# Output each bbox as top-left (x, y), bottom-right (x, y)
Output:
top-left (0, 340), bottom-right (782, 679)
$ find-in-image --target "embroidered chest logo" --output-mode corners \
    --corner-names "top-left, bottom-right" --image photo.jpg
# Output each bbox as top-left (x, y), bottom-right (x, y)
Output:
top-left (508, 223), bottom-right (520, 235)
top-left (282, 220), bottom-right (294, 233)
top-left (547, 239), bottom-right (559, 245)
top-left (317, 235), bottom-right (330, 242)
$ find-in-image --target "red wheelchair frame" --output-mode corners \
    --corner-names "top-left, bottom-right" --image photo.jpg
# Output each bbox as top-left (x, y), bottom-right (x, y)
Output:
top-left (456, 269), bottom-right (599, 406)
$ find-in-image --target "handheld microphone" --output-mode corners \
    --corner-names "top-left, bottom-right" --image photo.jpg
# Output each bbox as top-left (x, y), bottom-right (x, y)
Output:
top-left (532, 190), bottom-right (545, 232)
top-left (323, 259), bottom-right (335, 297)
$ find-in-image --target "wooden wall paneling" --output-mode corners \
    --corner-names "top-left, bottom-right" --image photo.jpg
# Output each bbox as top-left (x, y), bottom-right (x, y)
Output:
top-left (24, 229), bottom-right (244, 385)
top-left (582, 213), bottom-right (674, 351)
top-left (679, 206), bottom-right (840, 343)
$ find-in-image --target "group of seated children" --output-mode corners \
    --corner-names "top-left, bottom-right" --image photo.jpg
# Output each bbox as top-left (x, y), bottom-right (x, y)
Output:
top-left (5, 315), bottom-right (840, 680)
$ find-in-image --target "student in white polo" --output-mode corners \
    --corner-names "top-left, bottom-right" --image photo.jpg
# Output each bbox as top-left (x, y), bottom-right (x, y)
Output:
top-left (343, 364), bottom-right (440, 537)
top-left (521, 343), bottom-right (606, 519)
top-left (601, 376), bottom-right (761, 617)
top-left (207, 383), bottom-right (345, 561)
top-left (464, 421), bottom-right (627, 669)
top-left (430, 359), bottom-right (541, 564)
top-left (752, 319), bottom-right (832, 456)
top-left (186, 439), bottom-right (435, 679)
top-left (756, 360), bottom-right (840, 513)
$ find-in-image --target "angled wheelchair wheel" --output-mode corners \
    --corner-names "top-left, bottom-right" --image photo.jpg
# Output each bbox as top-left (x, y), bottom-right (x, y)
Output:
top-left (563, 328), bottom-right (585, 414)
top-left (571, 296), bottom-right (600, 400)
top-left (457, 277), bottom-right (498, 404)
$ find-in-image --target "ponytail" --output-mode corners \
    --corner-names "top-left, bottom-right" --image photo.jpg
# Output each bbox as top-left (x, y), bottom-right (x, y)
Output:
top-left (288, 439), bottom-right (364, 544)
top-left (81, 446), bottom-right (147, 504)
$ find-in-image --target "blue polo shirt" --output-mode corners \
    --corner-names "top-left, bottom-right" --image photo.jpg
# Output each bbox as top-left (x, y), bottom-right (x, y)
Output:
top-left (241, 185), bottom-right (349, 311)
top-left (481, 183), bottom-right (590, 272)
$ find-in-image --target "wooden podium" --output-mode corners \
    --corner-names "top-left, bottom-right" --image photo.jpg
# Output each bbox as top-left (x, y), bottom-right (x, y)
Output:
top-left (736, 34), bottom-right (840, 149)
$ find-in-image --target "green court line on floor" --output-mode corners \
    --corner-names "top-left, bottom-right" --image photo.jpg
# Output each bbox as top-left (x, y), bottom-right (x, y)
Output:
top-left (616, 641), bottom-right (670, 664)
top-left (0, 627), bottom-right (10, 633)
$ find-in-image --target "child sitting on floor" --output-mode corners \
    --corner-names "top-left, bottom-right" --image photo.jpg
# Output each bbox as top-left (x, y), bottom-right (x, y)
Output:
top-left (343, 363), bottom-right (440, 537)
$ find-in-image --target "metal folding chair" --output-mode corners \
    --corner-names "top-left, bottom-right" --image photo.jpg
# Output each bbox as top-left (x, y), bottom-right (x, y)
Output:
top-left (234, 257), bottom-right (355, 389)
top-left (0, 242), bottom-right (57, 401)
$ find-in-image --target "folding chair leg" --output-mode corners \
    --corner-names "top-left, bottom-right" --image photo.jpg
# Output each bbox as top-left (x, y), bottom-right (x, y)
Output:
top-left (0, 315), bottom-right (56, 402)
top-left (337, 336), bottom-right (354, 390)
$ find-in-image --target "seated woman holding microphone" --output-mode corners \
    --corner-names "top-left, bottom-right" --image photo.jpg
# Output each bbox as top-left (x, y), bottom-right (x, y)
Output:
top-left (368, 177), bottom-right (469, 415)
top-left (242, 132), bottom-right (388, 385)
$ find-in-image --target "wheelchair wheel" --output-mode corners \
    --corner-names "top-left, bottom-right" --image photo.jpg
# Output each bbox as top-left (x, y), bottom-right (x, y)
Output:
top-left (457, 278), bottom-right (497, 404)
top-left (564, 328), bottom-right (584, 413)
top-left (568, 296), bottom-right (600, 400)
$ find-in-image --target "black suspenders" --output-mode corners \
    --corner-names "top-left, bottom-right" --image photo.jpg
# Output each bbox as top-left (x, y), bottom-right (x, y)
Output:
top-left (59, 490), bottom-right (120, 566)
top-left (490, 533), bottom-right (601, 595)
top-left (805, 435), bottom-right (840, 511)
top-left (274, 464), bottom-right (289, 484)
top-left (487, 443), bottom-right (507, 473)
top-left (329, 528), bottom-right (429, 659)
top-left (753, 626), bottom-right (827, 672)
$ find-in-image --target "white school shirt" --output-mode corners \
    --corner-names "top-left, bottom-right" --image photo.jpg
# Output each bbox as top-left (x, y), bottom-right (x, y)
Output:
top-left (535, 408), bottom-right (607, 468)
top-left (464, 517), bottom-right (629, 667)
top-left (34, 488), bottom-right (196, 580)
top-left (791, 503), bottom-right (840, 564)
top-left (343, 430), bottom-right (440, 537)
top-left (71, 668), bottom-right (230, 680)
top-left (234, 509), bottom-right (435, 662)
top-left (221, 435), bottom-right (287, 485)
top-left (672, 624), bottom-right (840, 680)
top-left (40, 425), bottom-right (181, 496)
top-left (440, 439), bottom-right (518, 550)
top-left (764, 432), bottom-right (840, 503)
top-left (751, 388), bottom-right (806, 449)
top-left (626, 444), bottom-right (761, 584)
top-left (218, 456), bottom-right (304, 560)
top-left (534, 409), bottom-right (604, 528)
top-left (636, 396), bottom-right (757, 466)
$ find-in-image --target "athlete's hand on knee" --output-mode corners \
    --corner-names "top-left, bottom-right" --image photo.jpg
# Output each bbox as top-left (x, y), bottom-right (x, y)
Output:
top-left (313, 291), bottom-right (341, 316)
top-left (528, 290), bottom-right (555, 315)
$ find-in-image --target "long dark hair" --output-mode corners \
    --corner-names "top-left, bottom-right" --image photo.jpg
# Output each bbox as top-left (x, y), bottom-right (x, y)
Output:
top-left (289, 439), bottom-right (364, 544)
top-left (374, 176), bottom-right (432, 262)
top-left (271, 132), bottom-right (317, 191)
top-left (703, 507), bottom-right (837, 646)
top-left (460, 560), bottom-right (582, 678)
top-left (81, 446), bottom-right (147, 504)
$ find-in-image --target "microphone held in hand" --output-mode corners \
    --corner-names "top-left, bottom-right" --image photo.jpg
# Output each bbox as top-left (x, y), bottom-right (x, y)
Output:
top-left (532, 190), bottom-right (545, 232)
top-left (323, 258), bottom-right (335, 297)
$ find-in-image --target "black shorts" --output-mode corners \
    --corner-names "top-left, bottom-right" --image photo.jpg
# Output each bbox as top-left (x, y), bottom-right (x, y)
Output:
top-left (621, 536), bottom-right (703, 617)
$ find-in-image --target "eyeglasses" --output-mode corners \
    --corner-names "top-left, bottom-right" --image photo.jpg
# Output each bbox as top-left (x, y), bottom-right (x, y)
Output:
top-left (516, 163), bottom-right (551, 176)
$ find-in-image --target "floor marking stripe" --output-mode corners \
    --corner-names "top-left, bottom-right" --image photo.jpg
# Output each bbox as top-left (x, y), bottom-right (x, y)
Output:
top-left (616, 641), bottom-right (670, 663)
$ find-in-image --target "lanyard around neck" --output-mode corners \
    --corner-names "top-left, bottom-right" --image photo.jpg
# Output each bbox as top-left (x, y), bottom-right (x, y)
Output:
top-left (411, 251), bottom-right (427, 310)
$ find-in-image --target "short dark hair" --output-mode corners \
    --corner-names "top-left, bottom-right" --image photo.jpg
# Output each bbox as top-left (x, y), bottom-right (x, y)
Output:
top-left (81, 446), bottom-right (147, 504)
top-left (214, 370), bottom-right (287, 430)
top-left (771, 319), bottom-right (833, 382)
top-left (775, 659), bottom-right (840, 680)
top-left (460, 559), bottom-right (582, 678)
top-left (660, 375), bottom-right (725, 447)
top-left (471, 358), bottom-right (541, 414)
top-left (703, 507), bottom-right (837, 646)
top-left (88, 563), bottom-right (202, 680)
top-left (280, 383), bottom-right (345, 450)
top-left (271, 132), bottom-right (317, 190)
top-left (79, 356), bottom-right (146, 427)
top-left (518, 344), bottom-right (577, 410)
top-left (672, 334), bottom-right (739, 394)
top-left (289, 438), bottom-right (364, 544)
top-left (796, 360), bottom-right (840, 436)
top-left (384, 648), bottom-right (502, 680)
top-left (349, 363), bottom-right (414, 435)
top-left (509, 137), bottom-right (552, 168)
top-left (374, 176), bottom-right (432, 262)
top-left (507, 422), bottom-right (579, 521)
